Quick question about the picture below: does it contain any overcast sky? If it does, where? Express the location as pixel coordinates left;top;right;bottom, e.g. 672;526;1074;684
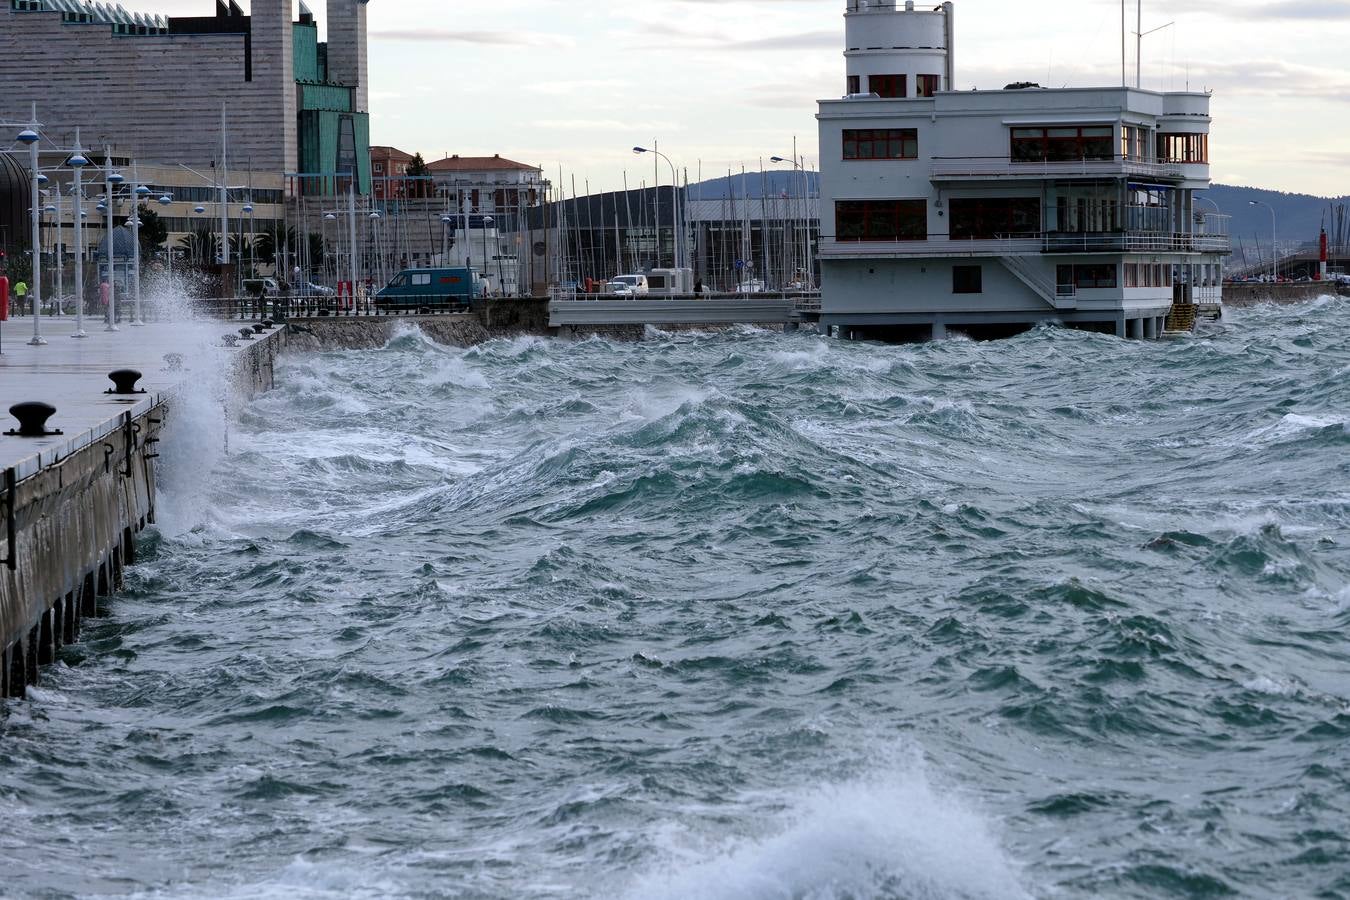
156;0;1349;195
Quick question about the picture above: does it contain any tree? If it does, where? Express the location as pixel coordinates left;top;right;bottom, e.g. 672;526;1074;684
136;205;168;257
177;228;218;267
255;225;298;266
407;153;430;199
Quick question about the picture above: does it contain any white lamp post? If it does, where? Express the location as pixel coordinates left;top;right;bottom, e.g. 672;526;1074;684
633;146;682;271
1249;200;1277;282
69;133;90;338
482;215;495;297
18;119;45;345
440;214;453;266
103;147;123;331
131;174;150;325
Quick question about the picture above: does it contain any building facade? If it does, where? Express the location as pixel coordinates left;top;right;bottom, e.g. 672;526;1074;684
817;0;1228;339
0;0;371;198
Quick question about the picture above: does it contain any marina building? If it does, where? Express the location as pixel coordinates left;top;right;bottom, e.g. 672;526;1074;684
0;0;372;197
817;0;1229;339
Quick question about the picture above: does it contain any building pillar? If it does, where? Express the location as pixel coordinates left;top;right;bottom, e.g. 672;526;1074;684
1144;316;1157;339
1129;318;1145;340
1115;315;1127;338
931;321;947;341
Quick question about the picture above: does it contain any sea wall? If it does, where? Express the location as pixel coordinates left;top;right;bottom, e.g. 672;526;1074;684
0;326;287;699
1224;283;1335;307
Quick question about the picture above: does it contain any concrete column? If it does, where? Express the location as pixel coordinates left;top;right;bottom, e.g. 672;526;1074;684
1144;316;1158;339
931;321;947;341
1129;318;1145;340
327;0;370;113
1115;315;1127;338
249;0;299;176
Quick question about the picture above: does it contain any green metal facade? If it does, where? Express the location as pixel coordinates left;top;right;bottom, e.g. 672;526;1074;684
293;19;370;195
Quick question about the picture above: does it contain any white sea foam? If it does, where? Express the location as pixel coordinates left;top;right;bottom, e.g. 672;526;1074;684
624;764;1031;900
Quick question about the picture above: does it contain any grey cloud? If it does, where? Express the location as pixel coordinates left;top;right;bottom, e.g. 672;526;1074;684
371;29;571;47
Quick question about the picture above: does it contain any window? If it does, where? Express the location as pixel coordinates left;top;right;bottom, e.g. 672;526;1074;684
869;74;906;99
843;128;918;160
916;74;940;97
847;75;860;95
1125;263;1138;287
1057;264;1117;289
412;273;431;286
835;200;927;241
953;265;982;294
1156;133;1208;163
1010;126;1115;163
390;274;408;287
949;198;1041;239
1120;125;1150;161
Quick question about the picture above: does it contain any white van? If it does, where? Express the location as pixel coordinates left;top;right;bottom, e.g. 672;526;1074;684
647;268;694;295
607;274;649;296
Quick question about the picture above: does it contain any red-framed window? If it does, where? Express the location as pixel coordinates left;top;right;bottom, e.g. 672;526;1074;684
949;197;1041;239
1056;263;1118;289
869;74;907;99
916;74;940;97
1011;126;1114;163
836;200;927;241
843;129;918;160
1157;133;1208;163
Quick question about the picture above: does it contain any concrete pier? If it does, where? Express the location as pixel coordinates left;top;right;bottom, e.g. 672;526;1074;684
0;316;285;698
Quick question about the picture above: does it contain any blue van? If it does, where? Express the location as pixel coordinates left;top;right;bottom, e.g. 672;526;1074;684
374;267;478;311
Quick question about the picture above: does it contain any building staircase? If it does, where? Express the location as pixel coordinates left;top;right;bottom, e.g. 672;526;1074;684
999;256;1076;310
1164;303;1198;334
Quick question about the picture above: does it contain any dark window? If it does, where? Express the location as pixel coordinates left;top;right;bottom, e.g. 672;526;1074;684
869;74;907;98
843;128;918;160
835;200;927;242
1010;126;1115;163
1057;263;1117;289
949;197;1041;239
847;75;860;94
953;265;982;294
916;74;941;97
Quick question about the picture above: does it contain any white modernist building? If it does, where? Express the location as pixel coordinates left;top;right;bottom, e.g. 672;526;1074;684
817;0;1229;339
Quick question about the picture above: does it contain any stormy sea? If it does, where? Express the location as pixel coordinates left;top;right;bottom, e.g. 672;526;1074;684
3;298;1349;899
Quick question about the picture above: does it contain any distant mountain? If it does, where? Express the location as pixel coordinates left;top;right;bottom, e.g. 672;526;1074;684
1203;185;1349;251
685;175;1350;253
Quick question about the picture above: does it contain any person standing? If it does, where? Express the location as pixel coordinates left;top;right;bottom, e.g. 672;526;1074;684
99;278;111;324
13;279;27;315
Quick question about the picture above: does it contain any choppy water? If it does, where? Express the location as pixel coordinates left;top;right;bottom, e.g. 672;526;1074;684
4;300;1350;899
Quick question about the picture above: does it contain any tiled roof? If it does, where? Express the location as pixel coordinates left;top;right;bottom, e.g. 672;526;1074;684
426;154;539;173
370;146;416;162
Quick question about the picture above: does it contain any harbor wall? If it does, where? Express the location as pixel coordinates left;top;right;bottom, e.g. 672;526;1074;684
0;328;285;699
1224;283;1336;307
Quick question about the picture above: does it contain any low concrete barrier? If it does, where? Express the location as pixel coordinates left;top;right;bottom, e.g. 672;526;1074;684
1224;283;1337;307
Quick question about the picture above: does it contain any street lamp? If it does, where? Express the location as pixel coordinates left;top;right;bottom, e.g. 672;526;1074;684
130;178;150;325
103;151;123;331
633;146;683;271
440;214;453;266
17;118;46;345
481;215;494;296
68;134;90;338
1249;199;1277;282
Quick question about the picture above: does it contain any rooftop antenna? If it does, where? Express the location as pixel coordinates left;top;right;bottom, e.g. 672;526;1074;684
1135;0;1174;89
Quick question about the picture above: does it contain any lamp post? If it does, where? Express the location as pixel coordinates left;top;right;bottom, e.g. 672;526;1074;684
633;146;682;271
1249;199;1277;282
131;172;150;325
481;215;494;297
43;196;61;317
18;116;45;345
103;146;123;331
440;214;453;266
69;133;90;338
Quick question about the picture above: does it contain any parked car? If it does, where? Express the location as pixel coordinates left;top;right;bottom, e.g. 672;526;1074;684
243;277;281;298
607;274;650;296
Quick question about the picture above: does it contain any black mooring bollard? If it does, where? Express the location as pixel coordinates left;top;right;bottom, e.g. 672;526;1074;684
251;323;266;334
105;369;146;395
238;327;255;341
6;402;63;437
222;334;239;348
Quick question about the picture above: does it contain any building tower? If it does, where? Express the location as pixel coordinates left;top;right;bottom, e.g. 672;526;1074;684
250;0;299;175
327;0;370;114
844;0;954;98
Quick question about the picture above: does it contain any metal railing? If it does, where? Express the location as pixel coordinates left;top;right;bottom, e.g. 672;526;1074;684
822;230;1230;256
930;155;1195;180
191;295;474;320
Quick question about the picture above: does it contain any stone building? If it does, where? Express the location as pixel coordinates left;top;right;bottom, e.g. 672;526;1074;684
0;0;372;197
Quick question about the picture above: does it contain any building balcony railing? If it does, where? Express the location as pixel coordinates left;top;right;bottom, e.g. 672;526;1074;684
820;230;1230;258
930;156;1198;181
